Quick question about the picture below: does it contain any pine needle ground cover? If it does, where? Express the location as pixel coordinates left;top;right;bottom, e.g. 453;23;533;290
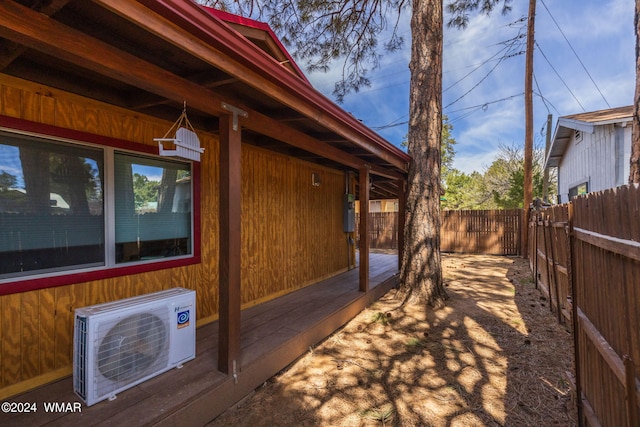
208;254;576;427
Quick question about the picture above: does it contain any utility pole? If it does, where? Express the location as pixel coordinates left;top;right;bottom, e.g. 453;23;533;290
542;113;552;203
522;0;536;258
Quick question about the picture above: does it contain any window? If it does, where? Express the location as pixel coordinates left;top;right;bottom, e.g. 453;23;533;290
0;129;194;283
568;182;588;200
114;153;191;263
0;134;104;278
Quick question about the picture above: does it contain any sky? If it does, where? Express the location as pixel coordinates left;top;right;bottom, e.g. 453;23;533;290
305;0;636;175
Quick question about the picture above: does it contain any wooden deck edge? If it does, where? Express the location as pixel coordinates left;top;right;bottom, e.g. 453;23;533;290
154;274;399;427
0;367;72;401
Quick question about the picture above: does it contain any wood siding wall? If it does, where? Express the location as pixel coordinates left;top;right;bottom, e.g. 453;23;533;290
241;146;348;305
0;76;349;395
558;125;632;203
529;186;640;426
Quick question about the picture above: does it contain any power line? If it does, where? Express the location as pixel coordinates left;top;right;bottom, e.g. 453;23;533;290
314;21;528;96
371;113;409;131
444;52;519;109
533;90;561;116
371;121;407;131
539;0;610;108
444;56;515;75
533;71;550;115
445;93;524;125
446;92;524;112
536;42;586;112
444;24;526;109
444;39;521;93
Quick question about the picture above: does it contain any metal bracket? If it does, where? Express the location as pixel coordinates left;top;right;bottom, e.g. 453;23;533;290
221;102;248;131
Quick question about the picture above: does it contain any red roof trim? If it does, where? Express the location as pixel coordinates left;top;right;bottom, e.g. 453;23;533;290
138;0;410;168
202;7;310;84
204;8;269;31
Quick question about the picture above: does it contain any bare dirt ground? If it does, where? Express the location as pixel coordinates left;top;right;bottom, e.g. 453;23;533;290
207;254;577;426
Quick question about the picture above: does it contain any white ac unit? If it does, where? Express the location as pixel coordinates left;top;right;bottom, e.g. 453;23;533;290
73;288;196;406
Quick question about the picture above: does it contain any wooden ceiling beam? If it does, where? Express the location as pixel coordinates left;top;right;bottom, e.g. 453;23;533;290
0;0;227;116
96;0;409;172
0;0;403;178
370;182;398;198
0;0;71;70
131;77;238;110
0;0;360;170
370;164;405;181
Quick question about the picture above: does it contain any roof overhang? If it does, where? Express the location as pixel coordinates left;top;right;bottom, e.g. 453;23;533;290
544;106;633;170
0;0;410;199
203;7;310;83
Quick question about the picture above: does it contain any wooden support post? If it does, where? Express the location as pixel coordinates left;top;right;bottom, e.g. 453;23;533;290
396;178;406;271
359;166;370;292
348;172;357;270
218;113;242;375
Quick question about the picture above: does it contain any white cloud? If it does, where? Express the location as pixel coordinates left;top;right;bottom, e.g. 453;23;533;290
453;150;500;175
305;0;635;176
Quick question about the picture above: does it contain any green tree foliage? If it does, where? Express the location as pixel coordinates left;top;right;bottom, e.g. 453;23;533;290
442;142;555;210
0;171;17;191
442;170;489;210
401;114;456;185
132;173;159;210
484;142;549;208
446;0;512;28
440;116;456;183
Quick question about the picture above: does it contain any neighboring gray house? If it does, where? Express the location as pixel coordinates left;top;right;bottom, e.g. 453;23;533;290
545;106;633;204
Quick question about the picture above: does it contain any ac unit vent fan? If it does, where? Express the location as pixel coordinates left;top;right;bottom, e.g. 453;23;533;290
74;288;196;406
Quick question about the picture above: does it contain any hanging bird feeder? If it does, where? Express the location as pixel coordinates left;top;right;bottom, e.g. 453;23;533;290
154;102;204;162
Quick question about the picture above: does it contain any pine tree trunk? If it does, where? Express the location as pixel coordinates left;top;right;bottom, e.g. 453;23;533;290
398;0;448;307
631;0;640;184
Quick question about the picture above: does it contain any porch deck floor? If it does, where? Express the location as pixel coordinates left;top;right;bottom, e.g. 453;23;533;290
4;252;398;427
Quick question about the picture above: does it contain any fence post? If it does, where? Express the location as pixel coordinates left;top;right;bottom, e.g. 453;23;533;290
566;202;584;426
624;355;639;427
533;211;538;288
543;215;554;312
549;219;562;324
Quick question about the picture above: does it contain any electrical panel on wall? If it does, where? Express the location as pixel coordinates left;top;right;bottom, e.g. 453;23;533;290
343;193;355;233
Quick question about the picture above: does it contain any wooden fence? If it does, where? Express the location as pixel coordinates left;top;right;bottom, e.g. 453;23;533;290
441;209;521;255
529;185;640;427
356;209;521;255
356;212;399;250
529;204;571;325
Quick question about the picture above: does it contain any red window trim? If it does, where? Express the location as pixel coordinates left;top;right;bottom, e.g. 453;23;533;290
0;115;202;296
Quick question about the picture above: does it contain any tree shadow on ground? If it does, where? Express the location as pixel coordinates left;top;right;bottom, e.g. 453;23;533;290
207;254;576;427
